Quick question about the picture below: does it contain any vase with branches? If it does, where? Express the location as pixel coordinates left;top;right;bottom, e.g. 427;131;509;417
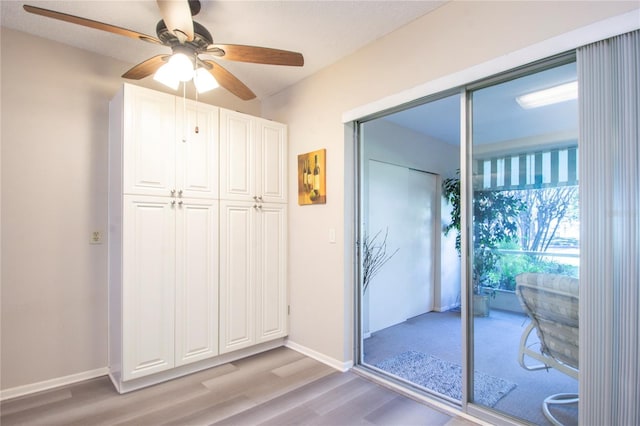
361;228;399;293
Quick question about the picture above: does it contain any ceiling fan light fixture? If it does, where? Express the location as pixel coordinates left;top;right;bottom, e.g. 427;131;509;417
153;62;180;90
193;67;219;93
168;52;194;82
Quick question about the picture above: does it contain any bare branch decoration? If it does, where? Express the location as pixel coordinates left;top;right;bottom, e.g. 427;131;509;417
362;228;399;293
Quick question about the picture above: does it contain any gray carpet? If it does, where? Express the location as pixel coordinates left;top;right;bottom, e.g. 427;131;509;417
375;351;516;407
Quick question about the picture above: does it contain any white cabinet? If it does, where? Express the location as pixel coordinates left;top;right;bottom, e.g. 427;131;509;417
219;109;287;203
118;196;219;381
109;84;219;388
219;201;287;354
109;84;287;392
122;84;218;199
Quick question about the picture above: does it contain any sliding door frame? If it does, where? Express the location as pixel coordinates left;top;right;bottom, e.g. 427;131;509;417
352;51;580;425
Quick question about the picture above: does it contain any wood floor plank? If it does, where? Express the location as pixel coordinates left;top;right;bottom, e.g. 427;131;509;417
0;388;72;416
159;395;257;426
306;384;399;425
213;372;356;426
364;394;452;426
271;357;321;377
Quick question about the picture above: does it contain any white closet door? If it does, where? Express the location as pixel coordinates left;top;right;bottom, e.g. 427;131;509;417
219;201;256;353
257;119;287;204
123;86;176;197
256;203;288;343
174;199;219;366
122;195;176;380
368;160;436;333
176;101;219;199
219;110;255;200
407;169;436;315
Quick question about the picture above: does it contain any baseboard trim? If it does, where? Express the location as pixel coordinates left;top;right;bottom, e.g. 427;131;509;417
435;303;460;313
285;340;353;372
0;367;109;401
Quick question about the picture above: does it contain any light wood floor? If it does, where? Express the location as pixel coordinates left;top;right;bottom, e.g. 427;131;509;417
1;347;476;426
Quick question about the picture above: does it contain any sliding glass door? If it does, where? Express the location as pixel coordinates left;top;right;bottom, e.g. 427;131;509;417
358;93;463;402
356;54;580;426
468;58;580;425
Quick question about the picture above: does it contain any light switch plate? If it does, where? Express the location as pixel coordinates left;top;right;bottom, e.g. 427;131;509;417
328;228;336;244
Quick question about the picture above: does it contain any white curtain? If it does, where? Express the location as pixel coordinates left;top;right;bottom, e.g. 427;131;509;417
578;30;639;426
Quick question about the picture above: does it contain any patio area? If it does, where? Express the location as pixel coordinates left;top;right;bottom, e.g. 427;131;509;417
363;309;578;426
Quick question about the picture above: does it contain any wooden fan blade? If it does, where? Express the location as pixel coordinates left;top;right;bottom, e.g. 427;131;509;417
23;5;162;45
122;55;169;80
156;0;194;42
203;60;256;100
207;44;304;66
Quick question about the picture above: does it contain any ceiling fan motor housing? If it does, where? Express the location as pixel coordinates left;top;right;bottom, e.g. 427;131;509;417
156;20;212;52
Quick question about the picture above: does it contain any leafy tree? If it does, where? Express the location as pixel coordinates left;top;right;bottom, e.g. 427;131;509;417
508;186;579;256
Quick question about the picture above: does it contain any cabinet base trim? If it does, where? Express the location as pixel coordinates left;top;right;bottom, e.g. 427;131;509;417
285;340;353;372
0;367;109;401
111;339;285;394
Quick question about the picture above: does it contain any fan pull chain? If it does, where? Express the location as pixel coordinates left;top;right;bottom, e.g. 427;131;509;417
194;90;200;134
182;83;187;143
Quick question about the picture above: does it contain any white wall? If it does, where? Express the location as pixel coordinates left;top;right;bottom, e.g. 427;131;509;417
0;28;260;391
261;1;640;366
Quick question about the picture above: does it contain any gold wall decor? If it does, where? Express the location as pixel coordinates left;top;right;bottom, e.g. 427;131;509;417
297;149;326;205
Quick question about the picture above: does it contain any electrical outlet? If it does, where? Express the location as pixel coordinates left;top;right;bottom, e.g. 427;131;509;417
90;231;103;244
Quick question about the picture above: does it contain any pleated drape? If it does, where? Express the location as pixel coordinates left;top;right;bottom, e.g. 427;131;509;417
577;29;639;426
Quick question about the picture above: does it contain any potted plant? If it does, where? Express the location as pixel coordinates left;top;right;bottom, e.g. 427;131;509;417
442;170;523;316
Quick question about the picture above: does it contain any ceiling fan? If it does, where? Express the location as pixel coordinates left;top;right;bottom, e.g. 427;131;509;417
23;0;304;100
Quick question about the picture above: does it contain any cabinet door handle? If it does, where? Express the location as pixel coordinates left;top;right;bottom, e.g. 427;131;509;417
171;200;176;207
178;190;183;198
170;189;176;197
253;195;258;201
178;201;183;207
258;196;263;202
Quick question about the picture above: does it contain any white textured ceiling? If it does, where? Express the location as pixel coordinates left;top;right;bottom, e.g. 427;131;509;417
1;0;446;99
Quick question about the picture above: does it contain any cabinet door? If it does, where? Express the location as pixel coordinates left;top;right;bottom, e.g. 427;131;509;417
122;195;175;380
255;204;288;343
219;201;256;353
219;109;255;201
256;119;287;204
123;86;176;197
175;198;219;366
176;100;219;199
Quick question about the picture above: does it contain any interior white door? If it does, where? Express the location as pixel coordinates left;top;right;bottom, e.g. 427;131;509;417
368;160;436;333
